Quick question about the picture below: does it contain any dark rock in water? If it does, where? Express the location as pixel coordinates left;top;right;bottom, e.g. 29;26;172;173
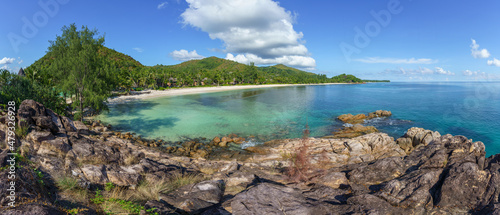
330;124;378;138
368;110;392;118
158;180;225;214
337;110;392;125
337;113;367;124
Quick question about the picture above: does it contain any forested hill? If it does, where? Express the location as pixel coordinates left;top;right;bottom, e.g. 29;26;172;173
26;46;365;91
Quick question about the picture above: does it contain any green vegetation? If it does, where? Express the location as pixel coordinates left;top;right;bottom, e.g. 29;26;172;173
45;24;114;113
0;23;381;117
105;182;116;191
0;69;66;114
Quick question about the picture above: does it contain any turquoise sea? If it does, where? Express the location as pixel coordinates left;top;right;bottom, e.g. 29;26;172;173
98;82;500;156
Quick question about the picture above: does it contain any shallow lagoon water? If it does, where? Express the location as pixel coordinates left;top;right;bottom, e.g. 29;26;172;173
98;82;500;156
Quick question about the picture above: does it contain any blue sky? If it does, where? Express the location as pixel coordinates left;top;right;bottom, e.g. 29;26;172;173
1;0;499;81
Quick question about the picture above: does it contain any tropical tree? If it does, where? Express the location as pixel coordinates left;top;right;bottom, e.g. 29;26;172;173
47;23;113;114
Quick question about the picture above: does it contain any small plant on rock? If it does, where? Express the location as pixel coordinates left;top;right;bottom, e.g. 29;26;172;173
286;123;315;183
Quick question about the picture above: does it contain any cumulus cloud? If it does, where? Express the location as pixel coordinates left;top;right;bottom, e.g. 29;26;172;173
181;0;316;70
435;67;454;75
462;70;485;76
487;58;500;67
385;67;455;76
0;57;15;65
133;48;144;53
169;49;205;61
158;2;168;9
226;53;316;70
354;57;437;64
470;39;490;59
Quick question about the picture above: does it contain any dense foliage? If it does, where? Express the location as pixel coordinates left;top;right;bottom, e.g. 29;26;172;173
0;69;65;114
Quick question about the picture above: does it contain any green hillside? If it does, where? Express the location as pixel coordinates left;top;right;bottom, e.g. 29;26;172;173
27;47;364;91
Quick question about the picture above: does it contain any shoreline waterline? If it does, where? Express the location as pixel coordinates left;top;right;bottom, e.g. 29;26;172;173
106;83;356;105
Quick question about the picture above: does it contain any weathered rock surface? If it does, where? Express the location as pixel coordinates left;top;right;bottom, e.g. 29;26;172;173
5;100;500;215
247;132;405;168
231;183;326;215
396;127;441;154
337;110;392;124
330;124;378;138
158;180;225;214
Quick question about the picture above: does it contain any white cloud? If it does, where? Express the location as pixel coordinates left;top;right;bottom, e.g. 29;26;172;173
133;48;143;53
354;57;437;64
470;39;490;59
0;65;8;70
487;58;500;67
169;49;205;61
435;67;454;75
158;2;168;9
181;0;316;70
462;70;485;76
385;67;455;76
226;53;316;70
0;57;15;65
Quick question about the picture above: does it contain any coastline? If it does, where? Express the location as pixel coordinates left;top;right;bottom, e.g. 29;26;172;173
107;83;353;105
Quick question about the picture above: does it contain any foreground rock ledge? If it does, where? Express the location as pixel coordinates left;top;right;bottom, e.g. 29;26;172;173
1;100;500;214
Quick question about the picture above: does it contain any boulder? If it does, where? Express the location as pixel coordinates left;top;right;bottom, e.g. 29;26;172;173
213;137;221;144
346;194;403;214
337;113;366;124
436;162;490;209
106;166;143;187
396;127;441;154
368;110;392;118
348;157;405;185
231;183;326;215
226;172;255;187
313;171;349;189
377;169;443;209
331;124;378;138
73;121;89;135
37;137;71;158
159;180;225;214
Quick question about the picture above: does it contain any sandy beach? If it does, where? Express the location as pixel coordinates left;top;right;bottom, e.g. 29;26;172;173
107;83;350;105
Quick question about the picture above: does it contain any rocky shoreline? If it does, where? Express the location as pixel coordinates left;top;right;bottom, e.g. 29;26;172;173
1;100;500;214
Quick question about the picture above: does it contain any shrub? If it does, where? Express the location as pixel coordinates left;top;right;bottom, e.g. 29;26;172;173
0;69;66;115
105;182;115;191
133;172;205;202
55;175;89;203
73;111;83;121
286;124;315;183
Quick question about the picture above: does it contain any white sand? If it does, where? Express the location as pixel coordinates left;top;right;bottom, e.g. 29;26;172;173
107;83;351;105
